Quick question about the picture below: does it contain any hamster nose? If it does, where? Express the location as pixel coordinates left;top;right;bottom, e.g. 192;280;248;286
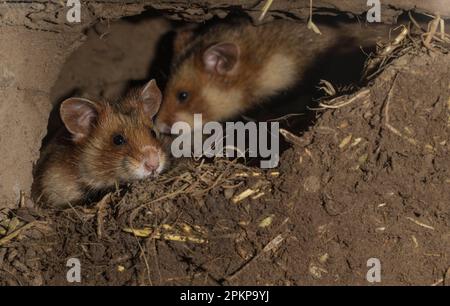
144;156;159;172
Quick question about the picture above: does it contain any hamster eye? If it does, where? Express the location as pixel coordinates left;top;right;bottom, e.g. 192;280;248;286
112;134;126;146
177;91;189;103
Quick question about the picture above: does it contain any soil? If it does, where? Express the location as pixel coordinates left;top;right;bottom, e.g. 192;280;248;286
1;14;449;286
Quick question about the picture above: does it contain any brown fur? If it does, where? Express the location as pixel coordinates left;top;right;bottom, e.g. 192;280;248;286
156;20;322;130
33;87;169;208
156;19;389;131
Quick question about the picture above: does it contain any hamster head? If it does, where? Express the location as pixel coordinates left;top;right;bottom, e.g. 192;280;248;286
60;80;168;189
156;41;245;134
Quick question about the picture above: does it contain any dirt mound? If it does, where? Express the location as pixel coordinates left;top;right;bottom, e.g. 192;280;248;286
1;47;449;285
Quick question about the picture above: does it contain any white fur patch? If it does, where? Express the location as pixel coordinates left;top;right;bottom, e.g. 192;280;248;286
257;53;297;97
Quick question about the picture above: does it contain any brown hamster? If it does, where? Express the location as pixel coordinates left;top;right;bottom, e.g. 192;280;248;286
33;79;169;208
155;19;387;133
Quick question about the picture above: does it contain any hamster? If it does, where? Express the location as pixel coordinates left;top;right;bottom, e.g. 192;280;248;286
155;19;327;133
155;19;388;133
33;79;169;208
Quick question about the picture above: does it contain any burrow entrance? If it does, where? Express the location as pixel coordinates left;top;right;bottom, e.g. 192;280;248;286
44;10;388;168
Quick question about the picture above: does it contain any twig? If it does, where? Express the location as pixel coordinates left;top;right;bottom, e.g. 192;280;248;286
307;0;322;35
135;236;153;286
382;74;423;148
259;0;274;21
0;221;45;246
406;217;435;230
319;89;370;109
224;234;284;283
279;128;304;146
408;11;425;32
422;14;440;50
96;193;111;239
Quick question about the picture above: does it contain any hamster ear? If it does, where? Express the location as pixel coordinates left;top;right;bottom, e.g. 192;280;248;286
60;98;98;140
141;79;162;119
203;42;239;75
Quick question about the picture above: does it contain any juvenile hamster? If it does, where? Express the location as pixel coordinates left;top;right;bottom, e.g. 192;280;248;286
33;80;169;208
155;19;387;133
